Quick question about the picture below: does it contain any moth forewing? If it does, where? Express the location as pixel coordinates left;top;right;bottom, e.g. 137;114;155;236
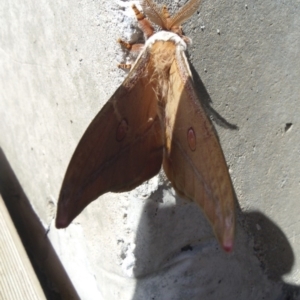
56;47;165;229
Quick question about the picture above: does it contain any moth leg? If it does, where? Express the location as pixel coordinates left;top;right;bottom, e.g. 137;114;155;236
117;39;144;70
132;4;154;38
118;63;132;70
117;38;132;50
118;38;144;54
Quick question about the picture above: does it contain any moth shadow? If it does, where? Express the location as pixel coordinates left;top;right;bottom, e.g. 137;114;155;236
0;147;80;300
131;189;300;299
189;62;238;131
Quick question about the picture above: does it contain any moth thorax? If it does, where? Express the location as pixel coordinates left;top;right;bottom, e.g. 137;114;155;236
151;42;176;103
151;42;175;77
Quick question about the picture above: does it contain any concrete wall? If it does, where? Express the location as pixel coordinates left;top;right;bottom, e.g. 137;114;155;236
1;0;300;299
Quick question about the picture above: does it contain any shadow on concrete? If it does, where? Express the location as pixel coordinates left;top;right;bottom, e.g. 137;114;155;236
130;189;300;300
244;210;300;299
0;148;80;300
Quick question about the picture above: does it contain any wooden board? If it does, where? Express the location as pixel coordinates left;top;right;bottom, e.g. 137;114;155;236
0;194;46;300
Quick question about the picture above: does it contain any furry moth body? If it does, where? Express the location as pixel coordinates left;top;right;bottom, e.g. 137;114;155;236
56;0;235;252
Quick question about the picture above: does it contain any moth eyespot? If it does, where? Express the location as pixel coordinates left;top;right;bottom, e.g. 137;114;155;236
116;119;129;142
187;127;196;151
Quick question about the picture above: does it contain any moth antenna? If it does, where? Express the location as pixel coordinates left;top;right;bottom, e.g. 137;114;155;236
162;4;182;35
169;0;202;29
132;4;155;38
140;0;167;29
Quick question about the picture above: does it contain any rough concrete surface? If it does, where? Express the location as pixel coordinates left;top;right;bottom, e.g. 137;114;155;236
0;0;300;299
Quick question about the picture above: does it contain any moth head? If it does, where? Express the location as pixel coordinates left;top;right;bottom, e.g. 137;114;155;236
140;0;201;37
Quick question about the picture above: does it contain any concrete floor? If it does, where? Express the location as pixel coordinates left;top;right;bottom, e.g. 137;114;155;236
1;0;300;299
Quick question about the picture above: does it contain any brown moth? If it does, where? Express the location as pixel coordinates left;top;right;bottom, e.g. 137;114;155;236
56;0;235;252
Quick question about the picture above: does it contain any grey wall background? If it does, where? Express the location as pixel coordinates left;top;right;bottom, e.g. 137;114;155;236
1;0;300;299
